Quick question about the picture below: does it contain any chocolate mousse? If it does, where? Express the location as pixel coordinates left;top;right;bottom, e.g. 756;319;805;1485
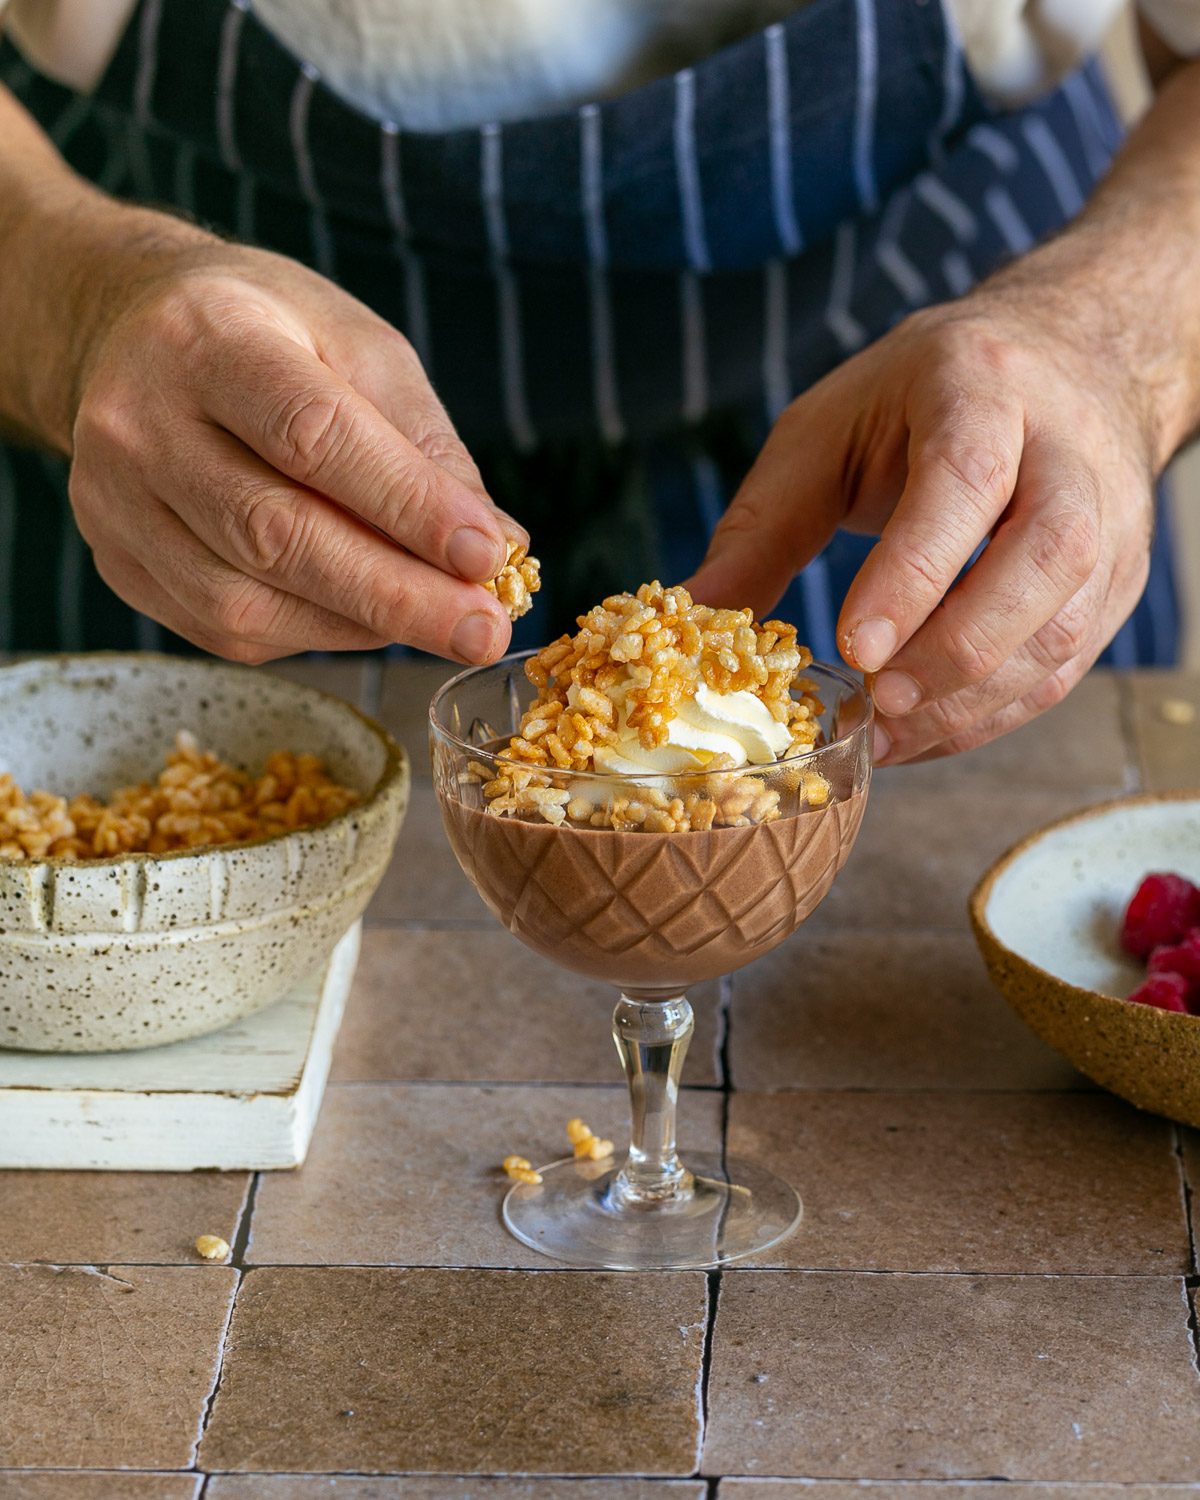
441;783;866;993
434;579;871;993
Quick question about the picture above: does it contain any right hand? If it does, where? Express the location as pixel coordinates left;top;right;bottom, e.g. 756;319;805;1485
68;234;521;663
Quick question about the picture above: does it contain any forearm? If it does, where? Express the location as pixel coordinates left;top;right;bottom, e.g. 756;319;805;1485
0;85;208;452
978;59;1200;474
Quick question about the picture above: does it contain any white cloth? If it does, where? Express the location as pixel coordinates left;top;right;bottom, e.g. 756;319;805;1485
2;0;1197;129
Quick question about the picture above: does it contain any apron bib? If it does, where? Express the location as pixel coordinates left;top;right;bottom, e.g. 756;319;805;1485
0;0;1180;664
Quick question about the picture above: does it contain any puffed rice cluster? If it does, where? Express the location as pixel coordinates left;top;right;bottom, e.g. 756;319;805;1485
472;581;830;830
0;733;358;860
484;542;541;621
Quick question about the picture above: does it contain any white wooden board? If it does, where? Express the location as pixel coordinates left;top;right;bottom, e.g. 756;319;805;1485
0;922;360;1170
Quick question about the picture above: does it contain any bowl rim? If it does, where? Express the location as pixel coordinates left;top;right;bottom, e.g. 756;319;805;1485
0;651;409;872
968;787;1200;1019
428;650;873;780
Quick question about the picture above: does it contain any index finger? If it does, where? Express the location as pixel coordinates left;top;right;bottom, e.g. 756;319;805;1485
200;329;513;585
838;383;1023;673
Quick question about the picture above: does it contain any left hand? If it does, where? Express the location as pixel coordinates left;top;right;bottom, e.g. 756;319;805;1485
686;288;1159;764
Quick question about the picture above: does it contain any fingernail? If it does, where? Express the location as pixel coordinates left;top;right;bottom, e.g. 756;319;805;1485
494;509;529;545
447;527;505;581
450;611;499;664
872;723;892;763
850;617;898;673
873;670;923;717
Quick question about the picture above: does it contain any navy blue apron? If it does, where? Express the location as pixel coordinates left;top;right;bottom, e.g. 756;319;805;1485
0;0;1181;664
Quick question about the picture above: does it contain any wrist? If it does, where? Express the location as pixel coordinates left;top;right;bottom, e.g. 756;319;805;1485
979;226;1200;474
7;181;211;452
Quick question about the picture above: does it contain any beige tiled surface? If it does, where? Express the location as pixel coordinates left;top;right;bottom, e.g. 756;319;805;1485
729;1091;1188;1272
0;1170;249;1264
806;784;1093;932
1127;669;1200;791
729;930;1082;1091
200;1267;707;1474
718;1485;1200;1498
704;1272;1200;1480
378;657;461;775
332;927;721;1084
208;1481;707;1498
15;665;1200;1490
0;1265;235;1469
890;672;1132;792
248;1083;723;1266
0;1480;202;1499
368;789;485;924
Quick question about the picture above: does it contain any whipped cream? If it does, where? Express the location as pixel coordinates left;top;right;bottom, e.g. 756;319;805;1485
574;680;791;777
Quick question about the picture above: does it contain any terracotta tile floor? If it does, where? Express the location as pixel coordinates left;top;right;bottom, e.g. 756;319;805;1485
7;663;1200;1491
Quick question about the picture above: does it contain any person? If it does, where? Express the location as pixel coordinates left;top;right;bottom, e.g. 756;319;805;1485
0;0;1196;767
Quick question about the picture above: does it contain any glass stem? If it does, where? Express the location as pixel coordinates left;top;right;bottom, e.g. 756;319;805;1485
610;993;693;1204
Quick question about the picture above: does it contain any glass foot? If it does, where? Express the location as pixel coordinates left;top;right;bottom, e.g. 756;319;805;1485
501;1152;803;1269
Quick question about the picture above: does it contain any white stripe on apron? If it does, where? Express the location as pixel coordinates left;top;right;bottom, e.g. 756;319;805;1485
680;270;708;424
290;64;335;279
481;123;537;452
764;25;803;257
984;186;1035;253
875;190;930;306
827;222;866;353
579;105;625;447
216;0;248;175
133;0;164;129
762;258;790;422
929;0;965;161
1021;116;1085;220
852;0;879;214
380;123;433;374
673;69;711;274
913;173;978;243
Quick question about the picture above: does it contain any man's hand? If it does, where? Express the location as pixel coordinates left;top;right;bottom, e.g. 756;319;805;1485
0;84;519;664
689;290;1156;763
690;55;1200;764
69;243;521;664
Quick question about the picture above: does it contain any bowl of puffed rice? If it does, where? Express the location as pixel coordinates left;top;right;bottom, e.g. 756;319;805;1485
0;654;408;1052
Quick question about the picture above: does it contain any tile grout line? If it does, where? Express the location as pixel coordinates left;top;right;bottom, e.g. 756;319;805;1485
1171;1124;1200;1380
695;971;733;1487
1114;669;1146;792
191;1170;260;1476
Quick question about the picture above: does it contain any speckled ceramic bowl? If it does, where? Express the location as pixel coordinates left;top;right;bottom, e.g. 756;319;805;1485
970;792;1200;1125
0;655;408;1052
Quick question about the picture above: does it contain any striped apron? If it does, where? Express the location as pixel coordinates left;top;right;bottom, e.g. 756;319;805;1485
0;0;1181;665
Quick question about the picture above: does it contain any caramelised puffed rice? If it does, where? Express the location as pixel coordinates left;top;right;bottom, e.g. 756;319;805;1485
485;542;541;621
566;1118;614;1161
472;581;831;830
0;734;358;860
502;1154;543;1185
194;1233;231;1261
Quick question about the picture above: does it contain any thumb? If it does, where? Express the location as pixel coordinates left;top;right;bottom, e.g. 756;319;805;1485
685;413;842;616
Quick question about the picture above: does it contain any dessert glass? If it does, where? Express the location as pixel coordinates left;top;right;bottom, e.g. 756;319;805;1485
430;654;872;1269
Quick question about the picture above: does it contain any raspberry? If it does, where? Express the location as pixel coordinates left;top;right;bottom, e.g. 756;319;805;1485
1127;972;1191;1013
1148;927;1200;984
1120;873;1200;959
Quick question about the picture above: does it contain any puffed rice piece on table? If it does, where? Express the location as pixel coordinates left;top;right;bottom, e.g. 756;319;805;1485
502;1154;543;1185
